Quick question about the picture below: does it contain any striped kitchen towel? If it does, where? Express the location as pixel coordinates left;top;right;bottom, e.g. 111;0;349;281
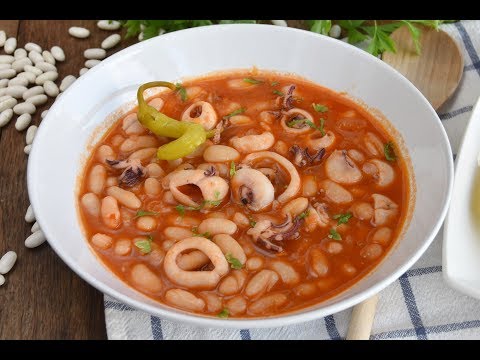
104;20;480;340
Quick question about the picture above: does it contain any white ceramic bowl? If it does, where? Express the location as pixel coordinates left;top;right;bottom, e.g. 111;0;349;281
28;24;453;328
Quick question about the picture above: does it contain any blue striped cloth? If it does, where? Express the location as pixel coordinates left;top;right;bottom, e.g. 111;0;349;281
104;20;480;340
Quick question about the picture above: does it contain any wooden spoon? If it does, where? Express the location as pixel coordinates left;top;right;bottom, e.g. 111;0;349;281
346;25;463;340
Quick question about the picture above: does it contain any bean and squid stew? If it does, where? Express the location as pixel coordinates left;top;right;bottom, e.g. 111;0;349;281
78;71;410;318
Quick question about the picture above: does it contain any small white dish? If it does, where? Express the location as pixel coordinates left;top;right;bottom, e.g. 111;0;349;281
28;24;453;328
443;97;480;299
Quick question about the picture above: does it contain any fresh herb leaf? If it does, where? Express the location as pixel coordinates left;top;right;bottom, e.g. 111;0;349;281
134;210;160;218
312;103;328;113
384;141;397;162
217;308;229;318
192;226;211;239
224;107;246;119
305;119;326;136
243;78;263;85
328;228;342;241
175;83;187;102
333;212;352;225
273;89;284;96
248;216;257;228
270;81;279;86
230;161;236;177
297;209;310;220
135;236;153;254
206;199;222;207
175;205;185;216
175;199;221;216
218;20;256;24
214;190;220;199
308;20;332;35
225;253;243;270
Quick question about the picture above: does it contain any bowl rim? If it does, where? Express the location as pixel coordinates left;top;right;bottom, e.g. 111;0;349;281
28;23;454;329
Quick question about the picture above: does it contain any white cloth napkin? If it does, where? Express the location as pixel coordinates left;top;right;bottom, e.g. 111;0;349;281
104;20;480;340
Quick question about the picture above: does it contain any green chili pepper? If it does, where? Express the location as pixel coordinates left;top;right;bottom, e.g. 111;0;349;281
136;81;214;160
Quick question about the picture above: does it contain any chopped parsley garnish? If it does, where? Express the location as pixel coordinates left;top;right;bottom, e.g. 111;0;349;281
134;210;160;218
243;77;263;85
270;81;279;86
312;103;329;113
175;199;222;216
248;216;257;228
287;118;325;136
225;253;243;270
175;204;186;216
192;226;212;239
384;141;397;162
175;83;187;102
297;209;310;220
230;161;236;176
333;212;352;225
217;308;229;318
328;228;342;241
224;107;246;119
134;235;153;254
273;89;284;96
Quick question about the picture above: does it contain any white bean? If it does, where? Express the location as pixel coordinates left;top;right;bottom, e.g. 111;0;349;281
79;67;88;76
35;71;58;85
50;46;65;62
0;69;16;79
4;37;17;54
0;79;8;87
101;34;121;49
24;64;42;76
25;230;46;248
0;89;5;96
271;20;288;26
8;76;28;87
14;48;27;59
329;24;342;38
31;221;40;233
17;71;36;84
0;55;15;64
35;61;56;72
85;59;101;68
43;81;58;97
6;85;27;98
42;50;55;65
28;51;44;65
97;20;121;30
24;144;32;155
0;97;17;112
22;86;43;100
59;75;76;92
0;274;4;286
14;102;36;115
41;110;48;118
68;26;90;38
0;251;17;274
84;48;106;60
0;31;5;47
11;57;32;72
0;109;13;127
0;95;10;102
26;125;38;144
15;113;32;131
26;94;47;106
25;42;42;53
106;186;141;209
25;204;35;222
91;233;112;249
0;64;11;71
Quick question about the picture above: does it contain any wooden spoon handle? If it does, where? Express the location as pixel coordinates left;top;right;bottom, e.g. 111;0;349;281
346;294;379;340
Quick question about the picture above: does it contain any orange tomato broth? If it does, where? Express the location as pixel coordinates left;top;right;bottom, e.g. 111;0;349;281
78;71;411;318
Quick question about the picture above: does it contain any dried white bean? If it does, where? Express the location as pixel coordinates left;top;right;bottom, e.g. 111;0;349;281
0;88;5;97
35;62;56;72
0;55;15;64
15;113;32;131
14;101;36;115
0;31;5;47
138;32;144;41
28;51;44;65
0;69;16;79
8;76;29;87
25;42;42;53
328;24;342;38
79;67;89;76
43;80;58;97
4;37;17;54
24;64;42;76
25;230;46;248
69;26;90;38
0;274;4;286
23;86;44;100
6;85;27;98
41;110;48;118
271;20;288;26
24;144;32;155
101;34;121;49
35;71;58;85
84;48;106;60
50;46;65;62
0;251;17;274
0;97;17;112
42;50;55;65
0;79;8;87
11;57;32;72
0;109;13;127
25;204;35;222
31;221;40;233
26;94;48;106
97;20;121;30
14;48;27;59
85;59;101;68
0;64;10;71
26;125;38;144
0;95;9;102
59;75;76;91
17;71;36;84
